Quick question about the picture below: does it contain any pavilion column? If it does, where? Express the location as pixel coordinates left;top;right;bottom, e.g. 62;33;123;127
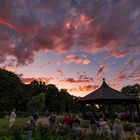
81;103;86;118
91;103;94;116
128;104;133;122
136;103;140;123
107;104;113;120
124;103;128;111
102;103;106;119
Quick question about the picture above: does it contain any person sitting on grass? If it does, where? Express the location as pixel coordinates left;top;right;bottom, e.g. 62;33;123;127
112;118;125;139
9;108;16;128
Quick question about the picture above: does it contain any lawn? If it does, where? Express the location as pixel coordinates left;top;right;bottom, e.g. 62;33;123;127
0;117;29;127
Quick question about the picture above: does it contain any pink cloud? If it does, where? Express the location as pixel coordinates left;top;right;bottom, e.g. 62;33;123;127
61;74;94;84
56;69;64;76
55;61;62;65
115;58;140;82
0;0;140;66
64;54;90;65
68;85;98;92
21;77;54;84
64;55;81;64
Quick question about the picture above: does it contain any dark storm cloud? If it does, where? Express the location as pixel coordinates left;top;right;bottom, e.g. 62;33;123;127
0;0;140;65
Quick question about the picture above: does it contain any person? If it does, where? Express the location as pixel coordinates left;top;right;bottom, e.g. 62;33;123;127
9;108;16;128
72;116;80;130
48;115;58;129
89;117;98;134
45;109;49;117
64;115;73;128
112;118;125;139
98;118;111;136
31;108;39;125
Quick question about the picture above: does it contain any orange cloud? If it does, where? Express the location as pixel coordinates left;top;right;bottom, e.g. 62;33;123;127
64;54;90;65
21;77;54;84
68;85;98;92
64;55;81;64
55;61;62;65
1;66;15;72
61;74;94;84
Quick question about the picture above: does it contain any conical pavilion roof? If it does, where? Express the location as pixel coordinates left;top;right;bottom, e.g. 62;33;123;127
81;79;134;102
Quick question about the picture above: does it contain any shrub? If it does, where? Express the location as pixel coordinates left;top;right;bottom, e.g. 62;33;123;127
81;120;89;128
0;136;11;140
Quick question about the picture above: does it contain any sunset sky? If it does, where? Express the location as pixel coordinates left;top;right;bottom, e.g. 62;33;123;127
0;0;140;97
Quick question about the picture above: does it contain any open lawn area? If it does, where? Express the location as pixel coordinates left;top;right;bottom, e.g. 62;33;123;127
0;117;29;127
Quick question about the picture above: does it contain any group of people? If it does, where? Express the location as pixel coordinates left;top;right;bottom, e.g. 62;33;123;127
89;117;125;139
48;114;125;139
8;107;39;128
64;115;80;129
8;108;126;139
48;114;81;130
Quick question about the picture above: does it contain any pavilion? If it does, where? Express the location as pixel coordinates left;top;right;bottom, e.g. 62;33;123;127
80;78;140;122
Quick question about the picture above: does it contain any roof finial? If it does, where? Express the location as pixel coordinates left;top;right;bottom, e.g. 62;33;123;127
103;78;105;82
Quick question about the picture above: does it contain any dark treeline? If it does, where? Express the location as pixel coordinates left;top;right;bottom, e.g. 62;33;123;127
0;68;80;113
0;68;139;113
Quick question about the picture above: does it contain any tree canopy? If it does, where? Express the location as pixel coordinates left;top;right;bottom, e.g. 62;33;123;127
0;68;139;113
121;83;140;99
0;68;80;113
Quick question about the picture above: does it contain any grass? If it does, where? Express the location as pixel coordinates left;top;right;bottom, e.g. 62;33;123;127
0;117;29;127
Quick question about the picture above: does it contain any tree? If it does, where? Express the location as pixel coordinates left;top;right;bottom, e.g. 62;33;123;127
45;84;60;112
0;68;81;113
121;83;140;98
27;92;46;113
0;68;24;110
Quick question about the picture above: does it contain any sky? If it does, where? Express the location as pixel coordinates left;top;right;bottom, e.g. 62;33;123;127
0;0;140;97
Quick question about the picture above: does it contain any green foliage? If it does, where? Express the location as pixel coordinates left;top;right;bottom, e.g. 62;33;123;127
0;136;11;140
81;120;90;128
0;123;130;140
0;117;29;127
33;134;42;140
27;92;45;113
127;135;140;140
43;132;56;140
0;69;24;111
123;121;134;131
121;83;140;98
0;68;80;113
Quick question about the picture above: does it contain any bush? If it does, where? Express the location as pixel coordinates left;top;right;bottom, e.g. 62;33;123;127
0;112;9;118
0;136;11;140
127;135;140;140
0;124;129;140
123;122;134;131
81;120;89;128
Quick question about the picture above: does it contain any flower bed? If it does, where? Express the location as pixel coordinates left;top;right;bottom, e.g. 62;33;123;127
0;123;136;140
